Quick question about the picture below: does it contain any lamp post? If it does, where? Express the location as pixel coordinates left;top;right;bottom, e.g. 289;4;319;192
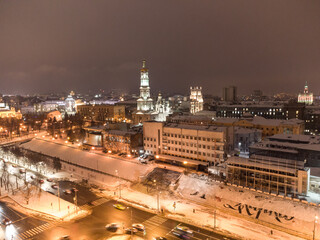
314;215;318;240
127;207;133;240
115;170;121;198
58;182;61;211
153;179;160;213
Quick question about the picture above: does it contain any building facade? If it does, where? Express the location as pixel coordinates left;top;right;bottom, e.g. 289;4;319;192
298;82;313;105
190;86;203;114
143;121;233;169
132;60;171;124
222;86;237;102
227;155;309;195
77;104;125;122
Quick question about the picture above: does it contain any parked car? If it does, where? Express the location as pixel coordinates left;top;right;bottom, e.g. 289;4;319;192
19;168;26;174
51;184;58;189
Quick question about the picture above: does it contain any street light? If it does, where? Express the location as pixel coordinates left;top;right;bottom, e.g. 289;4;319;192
115;170;121;198
153;179;160;213
314;215;318;240
127;207;133;240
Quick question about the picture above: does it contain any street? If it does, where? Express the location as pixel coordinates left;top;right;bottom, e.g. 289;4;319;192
33;199;235;240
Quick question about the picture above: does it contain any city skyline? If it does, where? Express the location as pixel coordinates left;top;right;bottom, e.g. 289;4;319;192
0;0;320;95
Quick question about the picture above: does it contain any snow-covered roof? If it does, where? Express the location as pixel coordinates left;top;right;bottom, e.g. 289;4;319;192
20;139;153;181
269;134;320;144
107;130;137;136
251;116;304;126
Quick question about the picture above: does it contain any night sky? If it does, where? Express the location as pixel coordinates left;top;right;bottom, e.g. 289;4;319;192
0;0;319;96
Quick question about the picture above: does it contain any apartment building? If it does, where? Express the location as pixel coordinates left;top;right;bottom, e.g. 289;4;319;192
77;104;125;122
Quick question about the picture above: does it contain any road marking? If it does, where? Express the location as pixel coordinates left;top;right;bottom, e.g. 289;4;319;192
80;198;110;210
142;215;167;229
16;220;60;239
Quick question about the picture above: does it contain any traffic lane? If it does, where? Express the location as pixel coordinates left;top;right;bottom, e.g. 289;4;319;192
0;202;47;239
36;199;235;240
41;180;98;206
0;202;26;223
35;201;136;240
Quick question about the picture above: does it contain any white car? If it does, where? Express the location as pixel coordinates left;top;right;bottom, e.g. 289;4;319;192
132;223;145;231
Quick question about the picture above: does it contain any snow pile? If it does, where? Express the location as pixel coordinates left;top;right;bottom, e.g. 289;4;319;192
20;139;154;182
177;174;319;236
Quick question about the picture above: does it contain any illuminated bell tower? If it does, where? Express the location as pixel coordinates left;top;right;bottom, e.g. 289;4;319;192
137;60;153;111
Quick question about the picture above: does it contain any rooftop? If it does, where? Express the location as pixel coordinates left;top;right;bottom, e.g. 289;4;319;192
164;123;226;132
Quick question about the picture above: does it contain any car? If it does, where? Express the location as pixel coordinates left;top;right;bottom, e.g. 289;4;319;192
172;229;191;240
132;223;145;232
12;164;17;168
19;168;26;174
64;189;72;194
51;184;58;189
105;223;120;231
176;225;193;235
113;203;126;210
1;218;12;226
59;236;71;240
47;178;53;182
153;237;167;240
125;228;138;235
30;175;35;179
71;187;78;192
39;179;44;184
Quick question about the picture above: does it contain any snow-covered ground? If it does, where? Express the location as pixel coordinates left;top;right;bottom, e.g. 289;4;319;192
15;138;319;239
176;174;318;238
21;139;154;182
103;186;304;240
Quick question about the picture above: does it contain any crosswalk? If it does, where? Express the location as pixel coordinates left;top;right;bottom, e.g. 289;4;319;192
142;215;168;230
80;197;110;210
15;221;59;240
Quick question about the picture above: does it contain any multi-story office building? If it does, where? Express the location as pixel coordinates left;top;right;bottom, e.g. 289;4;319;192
143;121;233;169
77;104;126;122
226;155;309;195
215;101;305;120
249;134;320;168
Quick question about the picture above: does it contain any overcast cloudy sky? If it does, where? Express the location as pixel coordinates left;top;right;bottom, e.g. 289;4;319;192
0;0;319;96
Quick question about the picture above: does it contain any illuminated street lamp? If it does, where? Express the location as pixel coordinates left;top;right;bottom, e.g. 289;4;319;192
314;215;318;240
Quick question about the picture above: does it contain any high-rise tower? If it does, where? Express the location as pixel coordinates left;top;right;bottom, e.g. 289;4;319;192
137;60;154;111
190;86;203;114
